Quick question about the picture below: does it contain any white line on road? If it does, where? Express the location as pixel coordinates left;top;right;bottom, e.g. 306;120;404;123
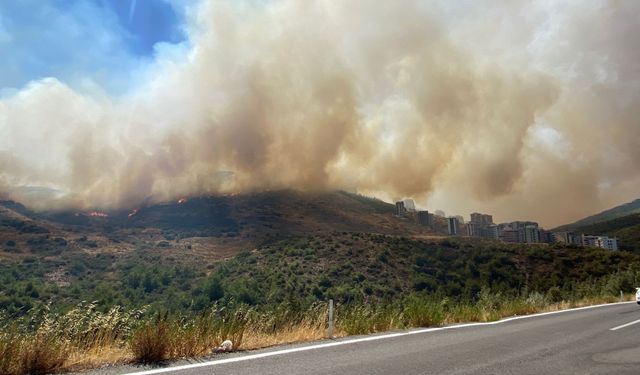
610;318;640;331
124;301;635;375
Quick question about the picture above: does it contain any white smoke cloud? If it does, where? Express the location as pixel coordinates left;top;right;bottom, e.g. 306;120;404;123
0;0;639;227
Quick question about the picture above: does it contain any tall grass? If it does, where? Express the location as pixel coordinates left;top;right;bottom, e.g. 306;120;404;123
130;304;252;361
0;287;634;374
0;313;70;375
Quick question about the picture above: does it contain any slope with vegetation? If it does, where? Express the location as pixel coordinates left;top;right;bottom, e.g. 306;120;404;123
557;198;640;230
1;233;640;374
1;191;639;373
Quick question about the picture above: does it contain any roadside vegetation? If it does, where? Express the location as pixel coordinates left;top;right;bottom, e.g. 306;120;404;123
2;233;640;373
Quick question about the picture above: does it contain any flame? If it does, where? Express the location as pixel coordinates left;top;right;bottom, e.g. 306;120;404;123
177;198;188;204
128;208;139;218
87;211;108;218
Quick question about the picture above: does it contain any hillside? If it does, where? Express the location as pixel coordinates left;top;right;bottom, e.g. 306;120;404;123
1;230;637;316
2;191;640;373
568;213;640;253
22;190;424;236
203;234;638;308
0;190;437;314
557;198;640;230
0;191;432;265
0;190;636;313
1;190;638;315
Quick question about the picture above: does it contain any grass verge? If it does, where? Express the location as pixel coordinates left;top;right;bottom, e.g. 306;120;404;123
0;292;633;374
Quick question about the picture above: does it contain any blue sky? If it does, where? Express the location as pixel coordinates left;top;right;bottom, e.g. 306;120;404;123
0;0;188;95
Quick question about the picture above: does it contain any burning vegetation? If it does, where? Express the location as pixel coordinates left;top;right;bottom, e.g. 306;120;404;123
86;211;108;218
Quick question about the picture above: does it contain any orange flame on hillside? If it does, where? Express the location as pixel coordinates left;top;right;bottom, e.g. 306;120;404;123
177;198;188;204
128;208;139;218
87;211;108;218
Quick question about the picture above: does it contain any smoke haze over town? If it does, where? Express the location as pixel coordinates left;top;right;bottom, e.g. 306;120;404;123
0;0;639;227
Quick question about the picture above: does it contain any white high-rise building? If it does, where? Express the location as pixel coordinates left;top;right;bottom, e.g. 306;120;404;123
582;235;618;251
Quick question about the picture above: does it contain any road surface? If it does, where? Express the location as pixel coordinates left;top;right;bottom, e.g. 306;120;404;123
84;301;640;375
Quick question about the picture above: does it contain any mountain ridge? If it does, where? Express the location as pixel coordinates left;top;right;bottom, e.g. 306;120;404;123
554;198;640;231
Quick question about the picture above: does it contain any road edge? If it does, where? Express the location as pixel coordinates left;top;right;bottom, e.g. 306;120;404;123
121;300;636;375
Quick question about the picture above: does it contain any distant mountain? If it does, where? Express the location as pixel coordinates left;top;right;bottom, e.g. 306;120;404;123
35;190;421;237
555;198;640;231
0;200;36;219
2;189;638;322
0;190;434;264
0;200;51;235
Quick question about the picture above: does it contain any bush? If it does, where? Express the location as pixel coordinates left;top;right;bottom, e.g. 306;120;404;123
18;334;68;375
546;286;563;303
402;296;445;327
0;331;21;375
130;318;170;363
4;240;20;253
0;328;68;375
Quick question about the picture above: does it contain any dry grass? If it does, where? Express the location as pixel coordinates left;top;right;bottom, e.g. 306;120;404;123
242;315;328;348
0;328;68;375
130;319;171;363
64;345;133;372
0;294;633;374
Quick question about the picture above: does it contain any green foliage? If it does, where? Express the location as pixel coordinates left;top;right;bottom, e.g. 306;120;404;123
1;232;639;320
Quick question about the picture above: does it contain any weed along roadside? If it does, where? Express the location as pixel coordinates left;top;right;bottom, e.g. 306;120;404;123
0;293;635;375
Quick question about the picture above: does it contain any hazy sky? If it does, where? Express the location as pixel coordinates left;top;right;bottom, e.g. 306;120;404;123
0;0;638;227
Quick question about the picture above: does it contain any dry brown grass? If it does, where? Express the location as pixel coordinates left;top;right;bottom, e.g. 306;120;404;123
19;335;68;375
130;320;171;363
64;345;133;372
242;318;327;348
0;295;633;374
0;330;68;375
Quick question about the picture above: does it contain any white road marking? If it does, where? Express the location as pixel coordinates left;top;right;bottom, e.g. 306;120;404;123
124;301;635;375
610;317;640;331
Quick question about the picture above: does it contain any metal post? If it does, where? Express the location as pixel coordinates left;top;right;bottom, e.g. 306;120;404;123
328;299;334;339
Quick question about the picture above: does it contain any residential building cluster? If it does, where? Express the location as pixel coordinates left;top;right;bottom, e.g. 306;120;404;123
395;201;618;251
554;232;618;251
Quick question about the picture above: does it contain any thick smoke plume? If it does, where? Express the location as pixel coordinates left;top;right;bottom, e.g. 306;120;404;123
0;0;639;226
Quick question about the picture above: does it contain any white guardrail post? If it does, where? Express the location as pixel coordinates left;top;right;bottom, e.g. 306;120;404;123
328;299;334;339
620;290;624;302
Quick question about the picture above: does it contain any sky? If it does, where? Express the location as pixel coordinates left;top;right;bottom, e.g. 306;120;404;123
0;0;186;94
0;0;639;228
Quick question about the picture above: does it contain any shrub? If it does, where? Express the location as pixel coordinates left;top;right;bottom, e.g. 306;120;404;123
0;331;21;375
402;296;445;327
130;318;170;363
546;286;563;303
0;324;68;375
18;333;68;375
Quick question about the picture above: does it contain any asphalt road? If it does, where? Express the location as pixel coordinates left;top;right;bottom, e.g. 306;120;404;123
87;301;640;375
